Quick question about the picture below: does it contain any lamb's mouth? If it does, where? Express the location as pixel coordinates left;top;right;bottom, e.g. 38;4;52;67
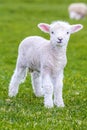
57;41;62;43
56;41;65;47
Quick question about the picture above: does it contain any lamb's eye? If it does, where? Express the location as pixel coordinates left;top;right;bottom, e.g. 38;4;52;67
67;32;69;34
51;31;54;34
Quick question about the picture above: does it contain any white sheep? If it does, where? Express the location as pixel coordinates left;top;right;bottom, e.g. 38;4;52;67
68;3;87;20
8;21;83;108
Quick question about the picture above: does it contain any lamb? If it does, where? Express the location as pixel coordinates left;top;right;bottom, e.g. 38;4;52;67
68;3;87;20
8;21;83;108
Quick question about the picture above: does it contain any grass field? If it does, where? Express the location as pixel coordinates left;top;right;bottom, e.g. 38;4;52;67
0;0;87;130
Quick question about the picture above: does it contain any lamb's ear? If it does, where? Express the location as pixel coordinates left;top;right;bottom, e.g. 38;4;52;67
70;24;83;34
38;23;50;33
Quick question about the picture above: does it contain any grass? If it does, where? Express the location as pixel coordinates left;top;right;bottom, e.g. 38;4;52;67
0;0;87;129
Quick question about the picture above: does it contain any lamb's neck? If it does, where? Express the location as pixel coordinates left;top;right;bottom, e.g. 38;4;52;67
50;44;67;57
49;44;67;70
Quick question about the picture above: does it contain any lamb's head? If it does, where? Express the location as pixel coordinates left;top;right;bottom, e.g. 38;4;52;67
38;21;83;47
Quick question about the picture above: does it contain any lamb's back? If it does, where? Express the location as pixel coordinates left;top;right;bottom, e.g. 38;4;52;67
19;36;49;53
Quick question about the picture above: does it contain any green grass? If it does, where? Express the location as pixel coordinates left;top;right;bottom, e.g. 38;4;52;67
0;0;87;130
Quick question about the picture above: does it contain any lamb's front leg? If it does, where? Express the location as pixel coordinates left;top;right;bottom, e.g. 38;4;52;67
54;71;65;107
42;74;53;108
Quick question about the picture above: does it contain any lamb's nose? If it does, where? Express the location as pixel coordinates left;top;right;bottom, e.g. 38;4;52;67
58;38;63;41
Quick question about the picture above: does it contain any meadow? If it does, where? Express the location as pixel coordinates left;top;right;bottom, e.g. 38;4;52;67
0;0;87;129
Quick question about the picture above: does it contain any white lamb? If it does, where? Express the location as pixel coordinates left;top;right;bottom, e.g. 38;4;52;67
68;3;87;20
8;21;83;108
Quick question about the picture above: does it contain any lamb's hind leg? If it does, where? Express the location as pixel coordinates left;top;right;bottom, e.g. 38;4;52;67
31;71;44;97
8;66;27;97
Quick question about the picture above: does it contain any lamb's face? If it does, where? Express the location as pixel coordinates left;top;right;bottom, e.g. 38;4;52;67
38;21;83;47
50;22;71;47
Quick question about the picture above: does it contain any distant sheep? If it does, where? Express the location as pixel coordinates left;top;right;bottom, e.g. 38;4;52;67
8;21;83;108
68;3;87;20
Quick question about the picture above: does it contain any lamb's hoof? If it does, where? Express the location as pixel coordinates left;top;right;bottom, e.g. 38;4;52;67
35;93;44;97
34;90;44;97
57;103;65;107
8;87;18;97
44;102;53;108
54;101;65;107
